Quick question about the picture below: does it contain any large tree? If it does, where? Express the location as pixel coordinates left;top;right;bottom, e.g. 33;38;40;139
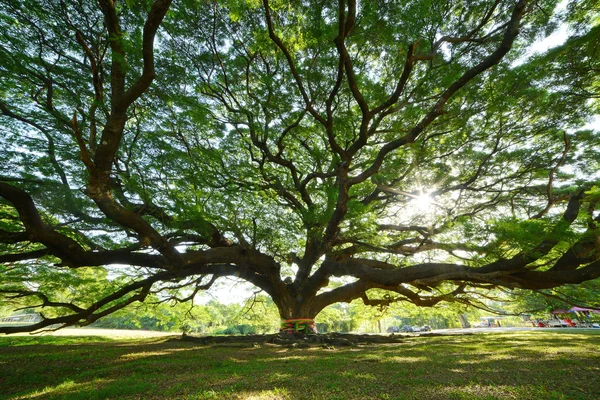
1;0;599;334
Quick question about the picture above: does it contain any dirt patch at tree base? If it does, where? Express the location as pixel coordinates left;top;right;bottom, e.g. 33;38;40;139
178;331;468;348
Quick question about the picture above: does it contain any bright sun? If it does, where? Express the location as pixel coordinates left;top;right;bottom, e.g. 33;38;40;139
412;192;434;213
379;186;440;223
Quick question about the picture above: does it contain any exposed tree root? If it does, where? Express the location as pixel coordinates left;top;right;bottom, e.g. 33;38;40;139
178;331;464;348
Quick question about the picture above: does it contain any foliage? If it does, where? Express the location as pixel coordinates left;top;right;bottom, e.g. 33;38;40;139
506;279;600;318
88;296;281;334
1;0;600;333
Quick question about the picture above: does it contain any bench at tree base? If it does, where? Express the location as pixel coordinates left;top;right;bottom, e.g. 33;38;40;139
280;318;318;334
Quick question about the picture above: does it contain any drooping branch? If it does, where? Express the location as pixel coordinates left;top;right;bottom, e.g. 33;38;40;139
0;258;280;334
151;275;220;304
532;288;600;311
1;290;85;313
0;273;157;334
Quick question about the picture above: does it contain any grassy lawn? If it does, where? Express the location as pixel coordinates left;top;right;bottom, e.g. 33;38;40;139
1;331;599;400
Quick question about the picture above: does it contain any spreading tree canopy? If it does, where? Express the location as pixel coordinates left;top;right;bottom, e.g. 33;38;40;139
1;0;599;333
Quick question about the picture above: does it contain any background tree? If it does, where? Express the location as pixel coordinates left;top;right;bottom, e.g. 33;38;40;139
1;0;599;334
89;295;280;333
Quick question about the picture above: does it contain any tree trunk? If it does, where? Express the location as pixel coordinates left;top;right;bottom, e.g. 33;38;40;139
458;313;471;328
273;286;318;333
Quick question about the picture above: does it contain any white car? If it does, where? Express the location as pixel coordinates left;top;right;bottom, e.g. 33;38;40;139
547;319;569;328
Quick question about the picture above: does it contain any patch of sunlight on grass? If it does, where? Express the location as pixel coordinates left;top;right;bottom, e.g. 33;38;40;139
341;371;377;380
189;388;291;400
120;350;172;360
191;389;221;399
487;353;518;361
269;372;293;380
14;378;110;399
242;387;291;399
120;346;196;360
359;354;383;362
450;368;466;373
456;359;485;365
263;354;313;362
387;355;428;363
112;337;172;347
438;383;530;399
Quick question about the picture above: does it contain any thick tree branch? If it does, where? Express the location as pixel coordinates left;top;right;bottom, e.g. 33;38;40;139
0;249;50;263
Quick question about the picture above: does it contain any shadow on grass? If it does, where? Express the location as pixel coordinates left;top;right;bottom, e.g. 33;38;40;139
1;332;599;400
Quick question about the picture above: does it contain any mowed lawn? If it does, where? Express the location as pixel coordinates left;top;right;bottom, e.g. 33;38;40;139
1;331;599;400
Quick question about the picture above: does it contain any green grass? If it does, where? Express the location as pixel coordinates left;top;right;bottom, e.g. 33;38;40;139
1;331;599;399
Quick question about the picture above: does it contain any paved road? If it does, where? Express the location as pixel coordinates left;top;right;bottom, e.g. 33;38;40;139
432;326;600;334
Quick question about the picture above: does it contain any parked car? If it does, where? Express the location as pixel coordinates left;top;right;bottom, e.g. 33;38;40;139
386;326;400;333
401;325;414;332
412;325;432;332
547;319;570;328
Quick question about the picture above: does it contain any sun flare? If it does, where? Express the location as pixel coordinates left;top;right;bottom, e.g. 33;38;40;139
412;192;434;213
